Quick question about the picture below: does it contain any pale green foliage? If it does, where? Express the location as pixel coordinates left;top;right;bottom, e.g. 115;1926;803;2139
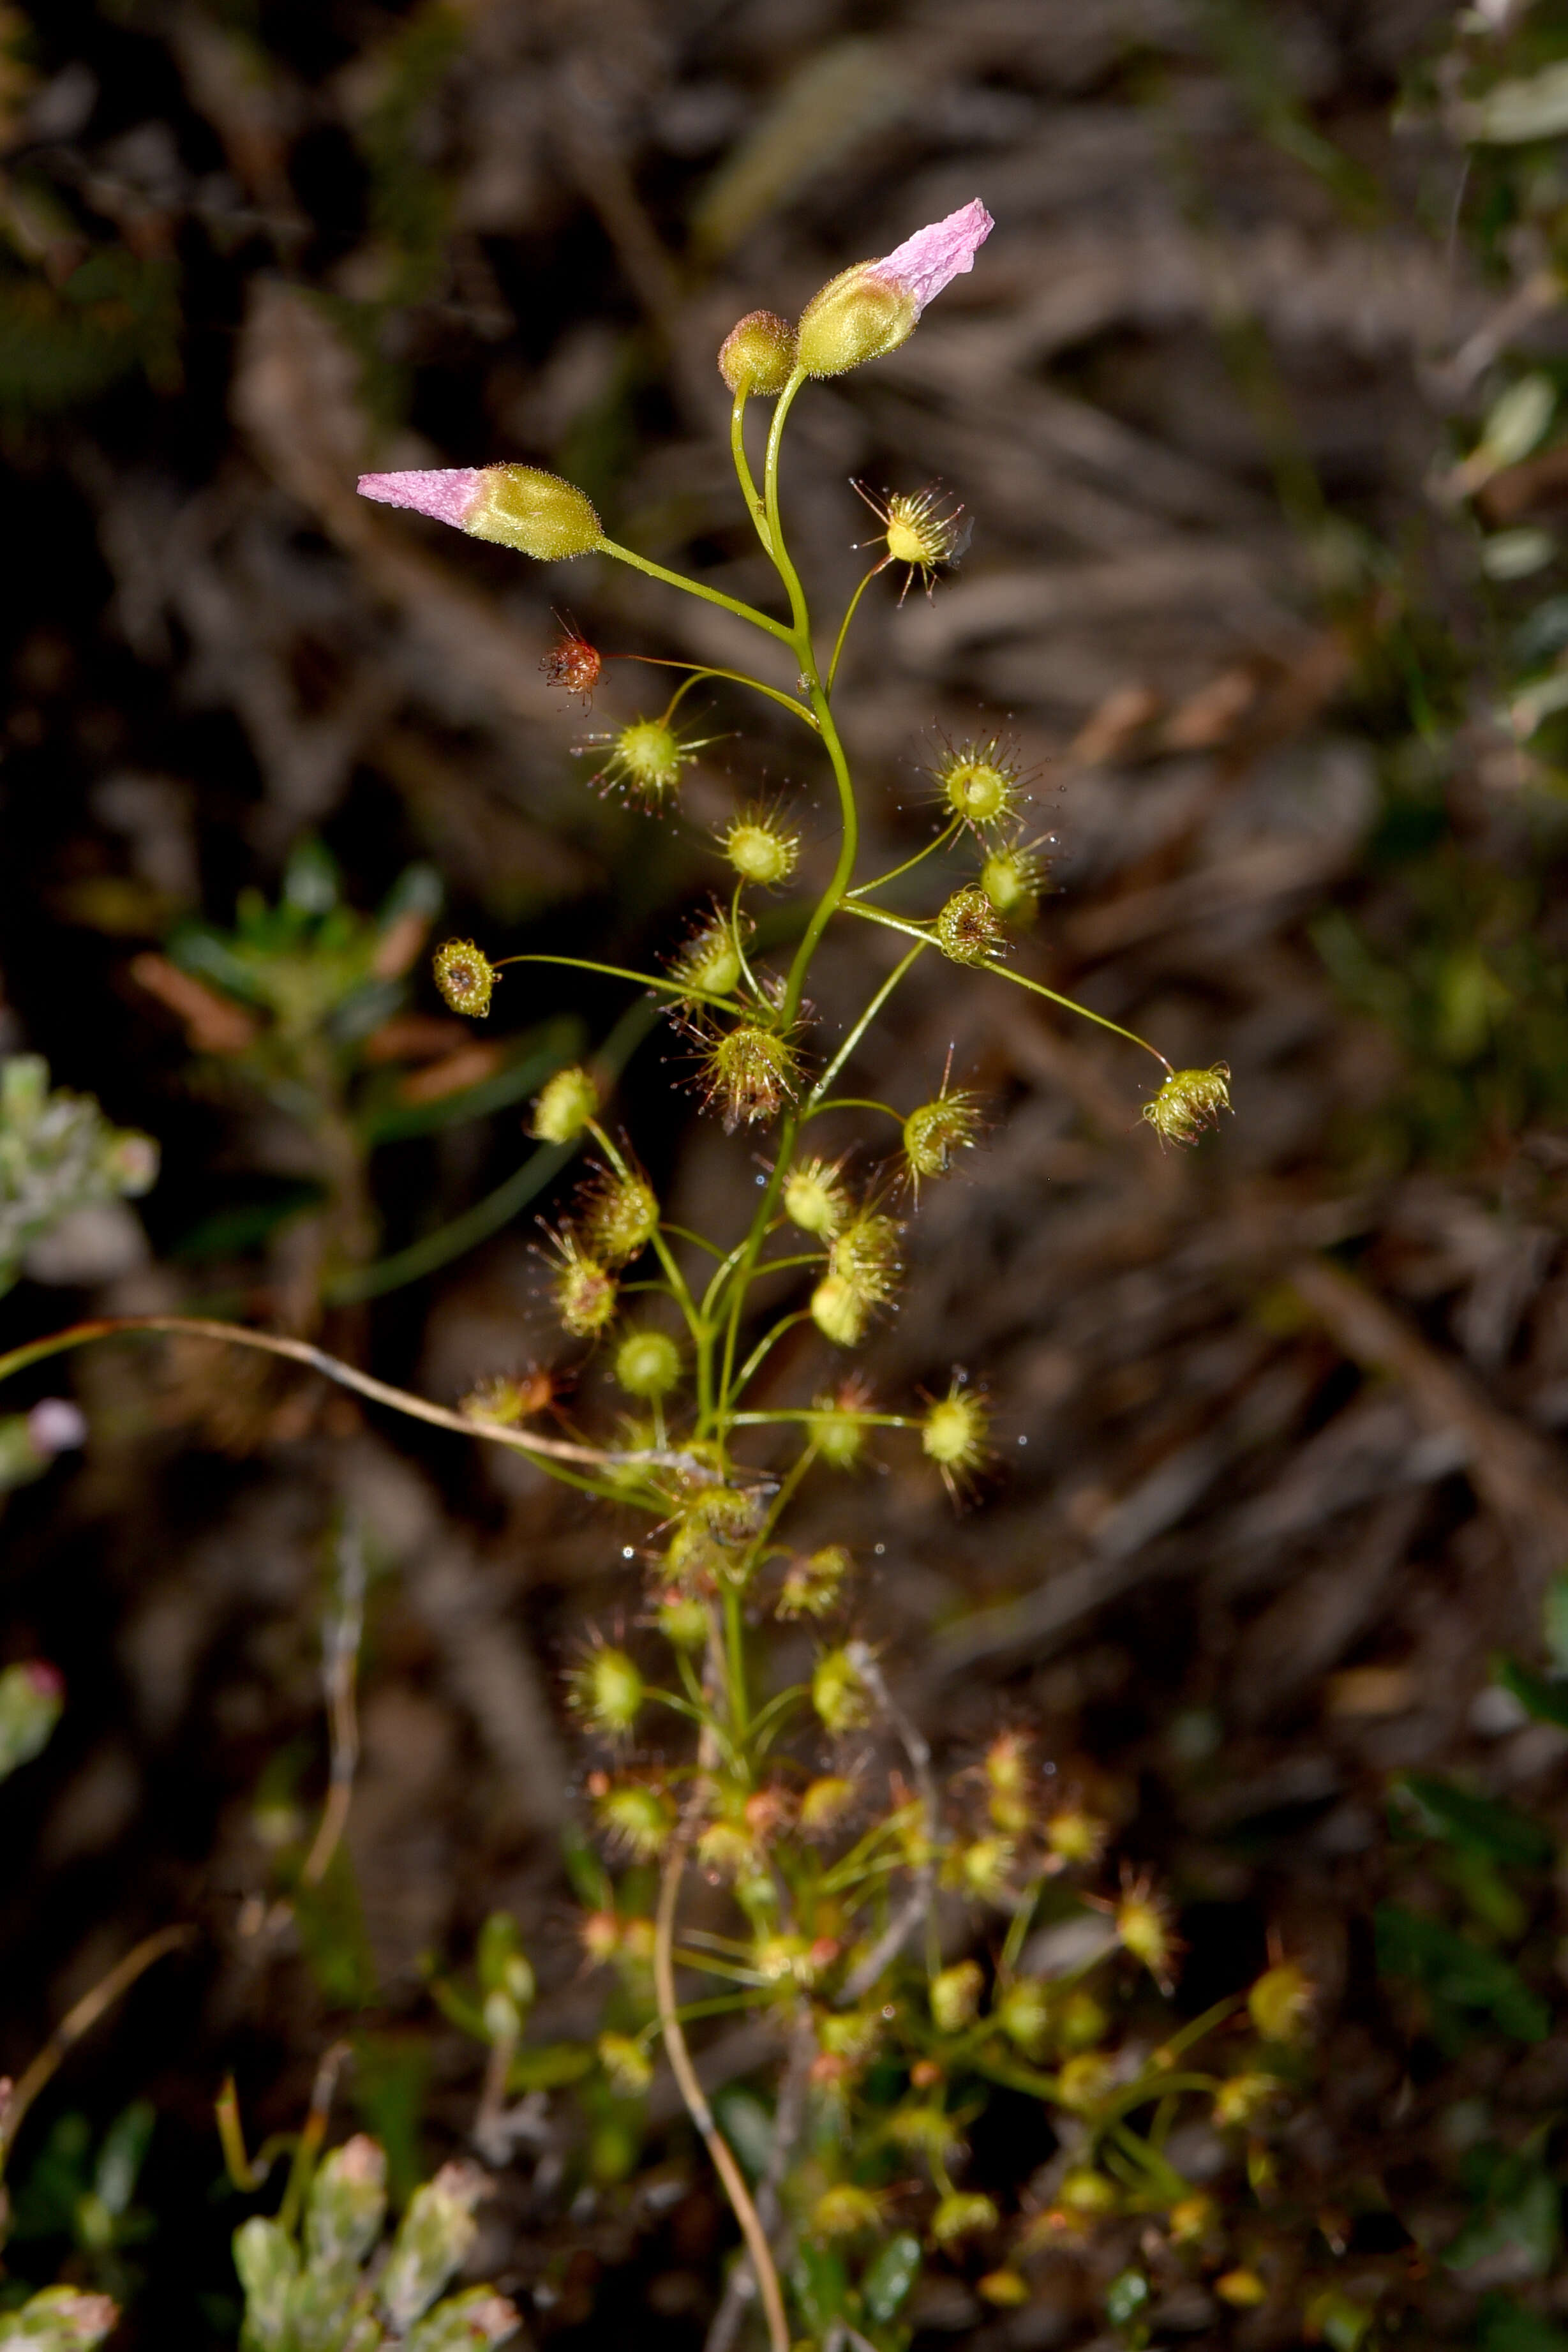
0;1055;156;1296
232;2141;516;2352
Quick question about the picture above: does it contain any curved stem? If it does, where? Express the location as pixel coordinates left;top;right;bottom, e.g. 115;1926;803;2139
0;1926;195;2180
597;536;796;648
492;952;737;1015
839;903;1172;1070
763;373;811;645
0;1317;706;1494
826;566;881;697
655;1839;789;2352
618;655;816;730
847;816;964;900
729;390;772;557
807;943;925;1110
802;1097;902;1123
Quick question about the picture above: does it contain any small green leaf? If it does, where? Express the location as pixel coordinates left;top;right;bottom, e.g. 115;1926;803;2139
713;2088;774;2182
1376;1906;1549;2043
1478;2291;1568;2350
862;2233;921;2325
791;2242;849;2333
1447;2160;1559;2281
1543;1572;1568;1676
1394;1774;1552;1868
1106;2268;1151;2325
505;2042;594;2093
1495;1656;1568;1730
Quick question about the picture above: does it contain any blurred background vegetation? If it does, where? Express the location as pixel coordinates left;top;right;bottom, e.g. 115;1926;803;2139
6;0;1568;2345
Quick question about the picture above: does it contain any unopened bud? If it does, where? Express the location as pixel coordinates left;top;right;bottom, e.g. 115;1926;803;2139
930;1959;983;2032
1248;1959;1314;2044
359;464;602;562
718;310;798;398
615;1328;682;1400
931;2191;999;2244
811;1645;871;1733
571;1646;645;1739
597;2032;653;2097
776;1543;851;1620
532;1065;599;1144
796;200;993;379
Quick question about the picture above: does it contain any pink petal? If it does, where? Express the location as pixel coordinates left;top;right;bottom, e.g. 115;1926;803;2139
873;198;994;318
357;467;485;529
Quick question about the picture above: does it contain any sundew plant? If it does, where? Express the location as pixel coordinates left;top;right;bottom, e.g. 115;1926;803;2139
1;203;1289;2351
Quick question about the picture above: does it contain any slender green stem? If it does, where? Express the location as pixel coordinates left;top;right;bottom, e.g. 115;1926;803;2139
840;903;1172;1070
493;952;736;1014
763;373;811;643
0;1316;693;1501
847;816;964;899
807;943;925;1109
723;1585;749;1748
660;1224;726;1260
733;1308;810;1396
826;566;881;696
802;1097;902;1123
729;390;772;557
728;1409;914;1430
618;655;816;730
597;536;796;648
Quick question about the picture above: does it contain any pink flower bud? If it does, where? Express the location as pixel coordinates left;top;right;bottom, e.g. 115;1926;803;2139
28;1398;87;1456
357;463;603;560
796;197;994;379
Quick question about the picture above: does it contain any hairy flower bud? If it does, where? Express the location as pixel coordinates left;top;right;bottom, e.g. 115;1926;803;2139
980;839;1045;926
718;310;798;398
932;2191;999;2245
921;1381;989;1495
722;810;800;887
532;1064;599;1144
581;1166;659;1266
1248;1959;1315;2044
652;1590;709;1649
812;1645;871;1733
358;463;602;561
777;1543;851;1619
796;199;993;378
995;1977;1050;2051
668;911;744;1000
783;1156;850;1238
614;1328;682;1400
799;1774;856;1833
571;1644;645;1739
810;1273;865;1348
932;735;1023;829
596;1778;677;1859
1141;1063;1232;1146
431;939;497;1018
548;1232;618;1338
904;1090;982;1187
811;2183;886;2239
930;1958;984;2032
701;1024;801;1129
1115;1875;1179;1989
587;717;705;807
935;885;1004;966
598;2032;654;2098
